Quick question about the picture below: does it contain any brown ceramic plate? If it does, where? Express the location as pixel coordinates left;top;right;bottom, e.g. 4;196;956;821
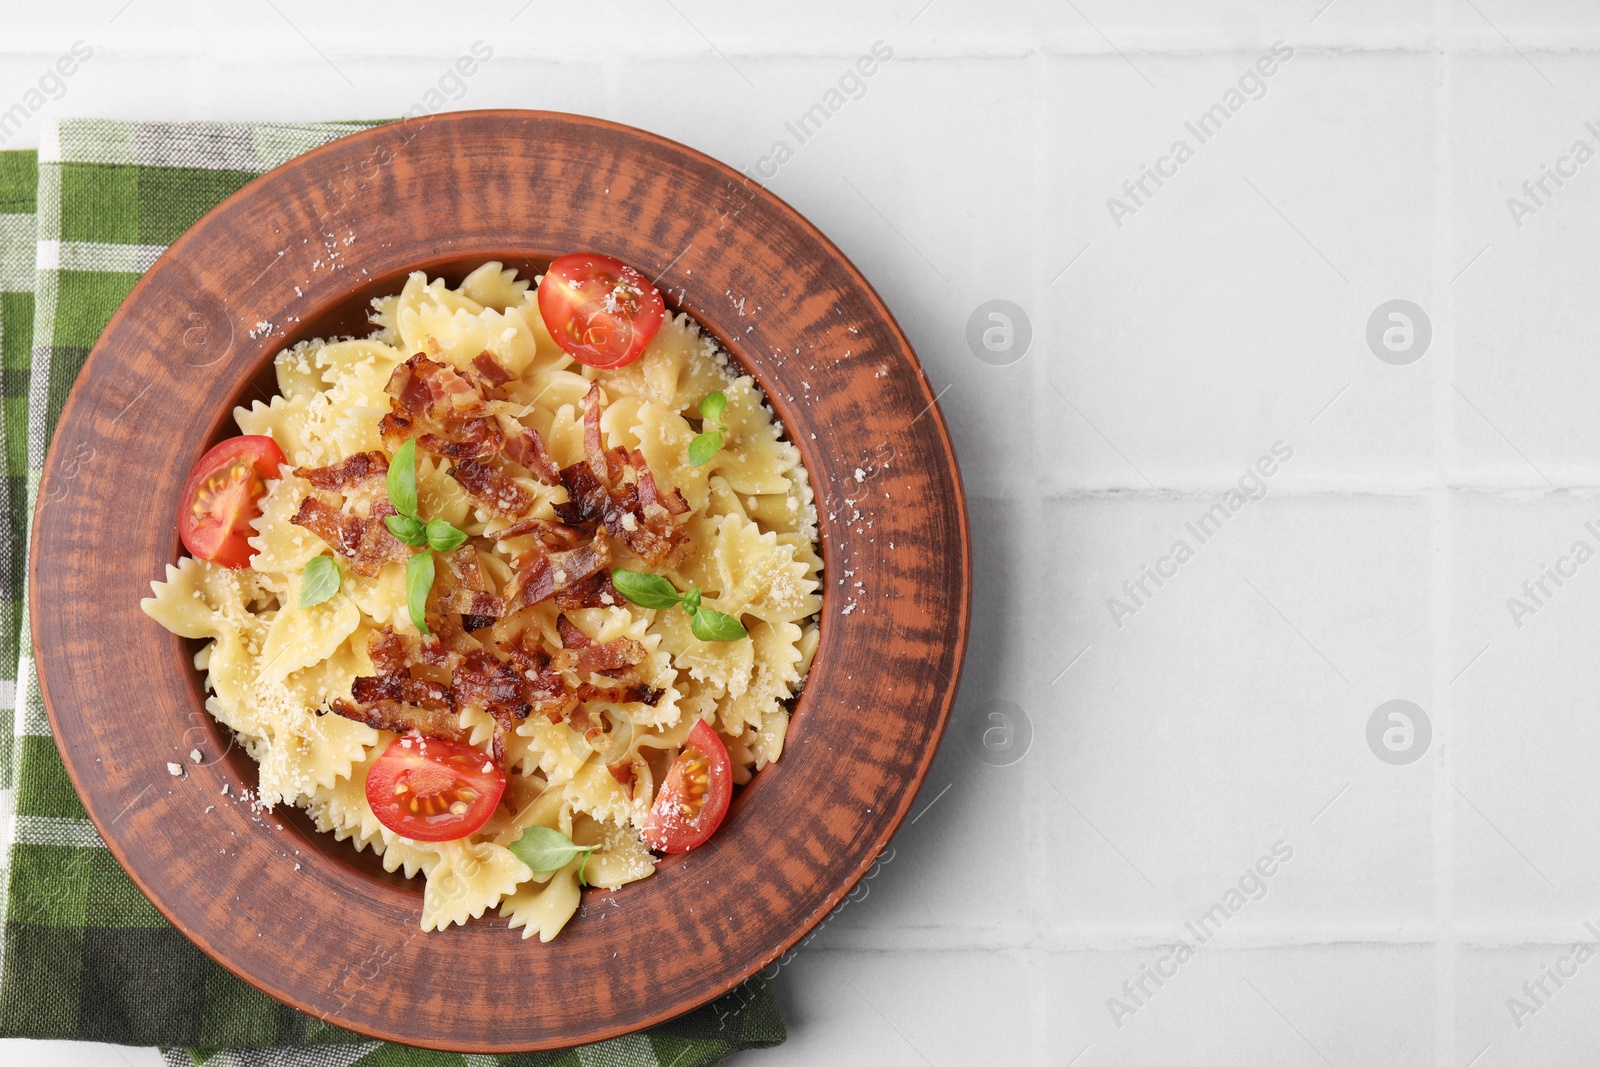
29;110;969;1052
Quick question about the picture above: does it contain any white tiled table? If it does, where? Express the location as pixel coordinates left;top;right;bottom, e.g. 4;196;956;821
8;2;1600;1063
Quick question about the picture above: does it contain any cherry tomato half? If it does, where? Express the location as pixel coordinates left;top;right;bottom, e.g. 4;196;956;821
642;718;733;853
177;435;285;568
365;736;507;842
537;253;666;369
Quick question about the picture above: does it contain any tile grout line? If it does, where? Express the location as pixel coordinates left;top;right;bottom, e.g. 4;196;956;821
1026;46;1055;1067
1433;9;1458;1065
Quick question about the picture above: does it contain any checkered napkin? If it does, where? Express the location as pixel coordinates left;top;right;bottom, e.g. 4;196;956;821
0;119;784;1067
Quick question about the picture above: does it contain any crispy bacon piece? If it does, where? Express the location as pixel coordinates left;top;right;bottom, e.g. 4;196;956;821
289;496;410;578
295;451;389;491
580;638;647;674
552;461;610;526
496;414;560;484
448;648;542;763
380;353;503;459
369;629;411;675
426;552;507;627
550;449;688;566
553;569;618;610
333;629;465;742
435;586;506;620
608;760;636;787
417;422;504;461
327;699;469;744
450;545;486;591
632;449;689;516
450;649;529;713
581;383;610;484
472;351;514;386
557;615;647;674
351;674;452;709
386;354;488;421
576;681;665;707
490;517;585;549
505;536;611;608
450;457;534;518
365;627;462;679
556;616;591;648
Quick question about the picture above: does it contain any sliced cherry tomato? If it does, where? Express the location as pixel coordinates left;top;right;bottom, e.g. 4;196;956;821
642;718;733;854
177;435;286;568
537;252;666;369
365;736;507;842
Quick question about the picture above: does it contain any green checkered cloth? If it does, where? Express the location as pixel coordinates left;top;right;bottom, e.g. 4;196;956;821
0;119;785;1067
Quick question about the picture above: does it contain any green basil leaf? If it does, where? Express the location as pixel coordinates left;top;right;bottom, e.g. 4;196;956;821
406;549;435;636
509;825;598;874
681;586;703;613
577;850;593;888
611;568;684;610
425;517;468;553
298;554;341;608
385;513;427;547
388;438;419;518
687;431;723;467
699;390;727;424
690;606;748;643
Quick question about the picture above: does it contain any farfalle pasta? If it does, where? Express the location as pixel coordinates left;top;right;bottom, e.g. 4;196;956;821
142;260;819;939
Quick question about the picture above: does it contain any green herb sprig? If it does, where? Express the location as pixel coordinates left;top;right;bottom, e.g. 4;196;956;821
687;391;727;467
382;439;469;635
509;825;601;886
298;554;342;608
611;567;748;642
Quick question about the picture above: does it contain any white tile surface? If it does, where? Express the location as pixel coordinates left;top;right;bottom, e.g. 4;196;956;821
6;2;1600;1064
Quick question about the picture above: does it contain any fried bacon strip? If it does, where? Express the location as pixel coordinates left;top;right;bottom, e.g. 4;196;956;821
472;351;514;387
386;354;487;421
557;615;647;674
327;698;470;744
450;457;534;518
553;569;618;610
505;535;611;608
633;449;689;516
294;451;389;491
496;413;560;484
551;461;610;526
544;390;687;564
420;547;506;630
352;674;451;708
553;460;687;566
380;353;503;458
328;630;468;744
433;584;506;621
289;496;410;578
416;420;504;461
490;517;585;549
576;680;665;708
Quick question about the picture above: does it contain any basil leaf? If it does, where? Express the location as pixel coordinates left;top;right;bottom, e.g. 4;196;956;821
385;513;427;547
425;517;468;553
388;438;419;518
681;586;702;613
699;390;727;424
298;554;341;608
509;825;598;873
687;431;723;467
611;568;684;610
406;549;435;636
577;849;594;887
690;606;748;642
